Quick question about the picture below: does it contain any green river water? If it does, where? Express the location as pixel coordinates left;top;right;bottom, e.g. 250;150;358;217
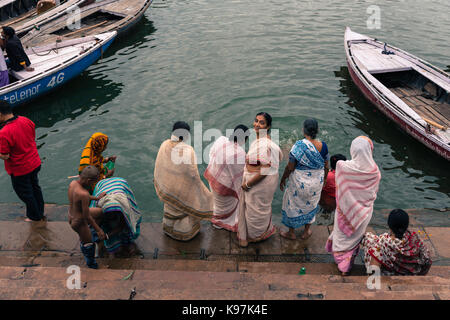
1;0;449;223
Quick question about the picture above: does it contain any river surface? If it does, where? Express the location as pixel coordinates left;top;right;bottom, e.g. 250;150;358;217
1;0;449;222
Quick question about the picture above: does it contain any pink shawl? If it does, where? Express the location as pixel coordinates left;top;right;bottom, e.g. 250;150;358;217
335;136;381;237
204;136;246;198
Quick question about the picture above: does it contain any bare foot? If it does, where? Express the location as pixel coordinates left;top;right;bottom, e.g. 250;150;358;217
24;218;32;222
239;240;248;247
280;230;296;240
300;229;312;240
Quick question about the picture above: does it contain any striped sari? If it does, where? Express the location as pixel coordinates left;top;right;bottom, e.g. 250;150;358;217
89;177;142;253
79;132;109;180
326;136;381;273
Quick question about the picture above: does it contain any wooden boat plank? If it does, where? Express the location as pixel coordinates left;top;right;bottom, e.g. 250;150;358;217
390;88;404;98
415;95;434;105
397;89;450;125
403;96;423;108
417;105;450;127
351;42;414;74
432;103;450;121
411;105;447;127
397;87;415;97
423;104;450;125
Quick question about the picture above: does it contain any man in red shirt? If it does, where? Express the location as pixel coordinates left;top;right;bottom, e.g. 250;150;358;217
0;101;45;221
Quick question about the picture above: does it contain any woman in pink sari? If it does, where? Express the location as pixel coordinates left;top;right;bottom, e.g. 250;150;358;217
238;112;282;247
326;136;381;275
204;125;249;231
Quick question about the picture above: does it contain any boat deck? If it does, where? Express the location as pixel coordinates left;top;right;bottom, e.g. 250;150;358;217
390;85;450;129
351;42;414;74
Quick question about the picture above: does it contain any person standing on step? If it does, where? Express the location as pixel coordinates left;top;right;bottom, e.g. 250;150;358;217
154;121;213;241
279;119;329;240
68;165;107;269
0;101;45;221
237;112;282;247
204;125;249;232
326;136;381;276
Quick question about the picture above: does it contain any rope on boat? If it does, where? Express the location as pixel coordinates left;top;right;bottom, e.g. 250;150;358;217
30;41;59;56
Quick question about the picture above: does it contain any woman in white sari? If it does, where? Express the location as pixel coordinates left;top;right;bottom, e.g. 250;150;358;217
238;113;282;247
154;121;213;241
204;125;248;231
325;136;381;275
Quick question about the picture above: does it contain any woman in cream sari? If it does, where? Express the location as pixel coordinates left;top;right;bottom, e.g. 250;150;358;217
154;121;213;241
238;113;282;247
326;136;381;275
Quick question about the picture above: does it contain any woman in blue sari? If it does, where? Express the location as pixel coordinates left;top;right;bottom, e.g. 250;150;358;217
279;119;329;240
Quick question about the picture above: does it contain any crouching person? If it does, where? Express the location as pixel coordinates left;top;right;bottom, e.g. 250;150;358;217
362;209;432;276
68;165;106;268
89;177;142;257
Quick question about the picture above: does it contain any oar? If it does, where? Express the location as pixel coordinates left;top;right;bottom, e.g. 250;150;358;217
423;117;447;131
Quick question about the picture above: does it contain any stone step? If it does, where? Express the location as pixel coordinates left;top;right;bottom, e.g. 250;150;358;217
1;277;449;293
0;284;444;300
0;265;447;300
0;253;448;281
0;266;448;289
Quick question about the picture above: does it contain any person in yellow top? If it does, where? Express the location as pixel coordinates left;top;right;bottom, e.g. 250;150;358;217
79;132;116;183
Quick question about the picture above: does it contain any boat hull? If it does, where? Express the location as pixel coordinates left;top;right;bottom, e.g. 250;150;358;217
346;58;450;161
1;35;115;108
116;0;152;36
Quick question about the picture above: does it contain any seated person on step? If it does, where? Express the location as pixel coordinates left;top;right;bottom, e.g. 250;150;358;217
361;209;432;276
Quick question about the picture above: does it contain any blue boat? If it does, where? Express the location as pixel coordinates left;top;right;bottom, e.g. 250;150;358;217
1;31;116;107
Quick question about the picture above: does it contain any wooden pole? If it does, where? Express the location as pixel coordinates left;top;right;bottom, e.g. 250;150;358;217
63;21;108;37
4;9;37;27
423;117;447;131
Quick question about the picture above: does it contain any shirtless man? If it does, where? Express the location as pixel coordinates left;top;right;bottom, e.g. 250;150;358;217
68;165;106;269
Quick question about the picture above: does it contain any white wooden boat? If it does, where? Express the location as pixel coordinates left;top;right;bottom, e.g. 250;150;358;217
4;0;91;37
20;0;152;47
1;31;116;107
345;27;450;161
